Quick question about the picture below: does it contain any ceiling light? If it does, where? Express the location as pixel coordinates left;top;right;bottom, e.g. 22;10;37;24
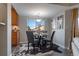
31;10;46;17
36;19;41;22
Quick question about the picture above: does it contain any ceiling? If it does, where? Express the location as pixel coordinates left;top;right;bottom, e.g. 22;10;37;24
12;3;78;18
51;3;78;6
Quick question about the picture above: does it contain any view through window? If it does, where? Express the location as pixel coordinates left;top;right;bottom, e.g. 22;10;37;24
27;19;45;31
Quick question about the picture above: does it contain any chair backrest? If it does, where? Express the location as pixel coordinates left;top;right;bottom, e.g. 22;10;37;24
26;31;34;43
50;31;55;43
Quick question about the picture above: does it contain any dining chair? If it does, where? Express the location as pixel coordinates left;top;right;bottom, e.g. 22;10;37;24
42;31;55;49
26;31;40;54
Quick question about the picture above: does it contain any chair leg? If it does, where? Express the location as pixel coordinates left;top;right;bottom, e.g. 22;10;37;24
50;42;53;49
28;42;29;53
33;45;35;55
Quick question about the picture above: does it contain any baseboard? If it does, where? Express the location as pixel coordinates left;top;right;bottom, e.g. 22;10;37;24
9;53;12;56
19;42;27;44
53;42;65;49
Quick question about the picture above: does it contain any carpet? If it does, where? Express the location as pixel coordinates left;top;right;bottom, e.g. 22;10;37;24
12;44;62;56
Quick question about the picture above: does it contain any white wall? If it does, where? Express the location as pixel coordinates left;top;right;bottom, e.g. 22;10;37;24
7;3;12;56
19;16;28;43
53;29;65;48
52;12;65;49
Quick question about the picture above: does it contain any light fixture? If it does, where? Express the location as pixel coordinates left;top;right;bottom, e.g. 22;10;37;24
12;25;20;32
31;10;46;17
34;11;45;16
36;19;41;22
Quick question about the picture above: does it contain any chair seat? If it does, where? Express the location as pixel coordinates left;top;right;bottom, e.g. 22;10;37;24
45;40;51;42
42;39;51;44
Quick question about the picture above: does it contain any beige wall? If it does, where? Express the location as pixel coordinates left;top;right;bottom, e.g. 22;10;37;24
65;9;72;49
19;16;28;43
0;4;7;56
0;3;11;56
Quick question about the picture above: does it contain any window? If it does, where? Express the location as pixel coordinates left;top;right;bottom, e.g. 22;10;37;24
27;19;36;29
27;19;45;31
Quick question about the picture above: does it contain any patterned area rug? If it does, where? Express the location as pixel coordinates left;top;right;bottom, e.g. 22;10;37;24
12;44;64;56
12;47;54;56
